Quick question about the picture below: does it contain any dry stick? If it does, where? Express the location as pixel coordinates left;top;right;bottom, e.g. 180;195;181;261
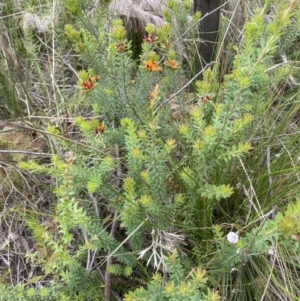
278;138;300;182
82;224;94;272
250;129;300;141
97;266;122;301
239;158;262;216
50;0;60;115
4;123;107;156
17;256;21;284
266;146;275;220
82;231;91;271
90;193;100;219
266;145;276;293
241;208;276;231
85;216;123;301
26;115;102;120
259;242;277;301
0;11;24;20
104;143;122;301
0;150;52;156
104;210;119;301
85;193;101;272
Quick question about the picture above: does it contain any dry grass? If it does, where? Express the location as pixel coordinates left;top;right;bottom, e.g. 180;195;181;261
109;0;168;33
108;0;193;33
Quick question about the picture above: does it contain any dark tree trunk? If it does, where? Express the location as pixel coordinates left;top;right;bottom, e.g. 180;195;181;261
194;0;222;69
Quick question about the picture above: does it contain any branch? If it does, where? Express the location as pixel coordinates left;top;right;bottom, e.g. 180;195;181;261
104;143;122;301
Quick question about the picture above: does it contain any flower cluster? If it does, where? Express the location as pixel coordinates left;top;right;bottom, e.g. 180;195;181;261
144;60;163;72
143;34;156;44
200;94;212;104
115;43;129;53
81;76;95;91
165;59;178;70
95;123;105;134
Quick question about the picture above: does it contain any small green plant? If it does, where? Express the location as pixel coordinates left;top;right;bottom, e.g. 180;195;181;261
123;250;221;301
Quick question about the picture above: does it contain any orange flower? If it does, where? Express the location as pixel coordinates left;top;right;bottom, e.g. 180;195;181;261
145;60;156;71
145;60;162;72
95;123;105;134
165;59;178;70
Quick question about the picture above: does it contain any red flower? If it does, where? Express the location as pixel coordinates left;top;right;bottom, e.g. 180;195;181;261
143;34;155;44
200;95;211;104
115;43;129;53
81;76;94;92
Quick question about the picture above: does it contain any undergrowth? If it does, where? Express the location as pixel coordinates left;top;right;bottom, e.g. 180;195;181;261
0;0;300;300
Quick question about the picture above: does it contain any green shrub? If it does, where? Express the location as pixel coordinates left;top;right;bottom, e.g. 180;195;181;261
1;0;300;300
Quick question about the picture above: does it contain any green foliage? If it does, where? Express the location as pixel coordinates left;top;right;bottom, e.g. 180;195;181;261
123;251;220;301
1;0;300;300
208;199;300;300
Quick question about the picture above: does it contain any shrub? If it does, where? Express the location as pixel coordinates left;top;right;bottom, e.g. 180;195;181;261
1;0;300;300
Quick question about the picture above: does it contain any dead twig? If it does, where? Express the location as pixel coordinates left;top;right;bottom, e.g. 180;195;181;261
104;143;122;301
